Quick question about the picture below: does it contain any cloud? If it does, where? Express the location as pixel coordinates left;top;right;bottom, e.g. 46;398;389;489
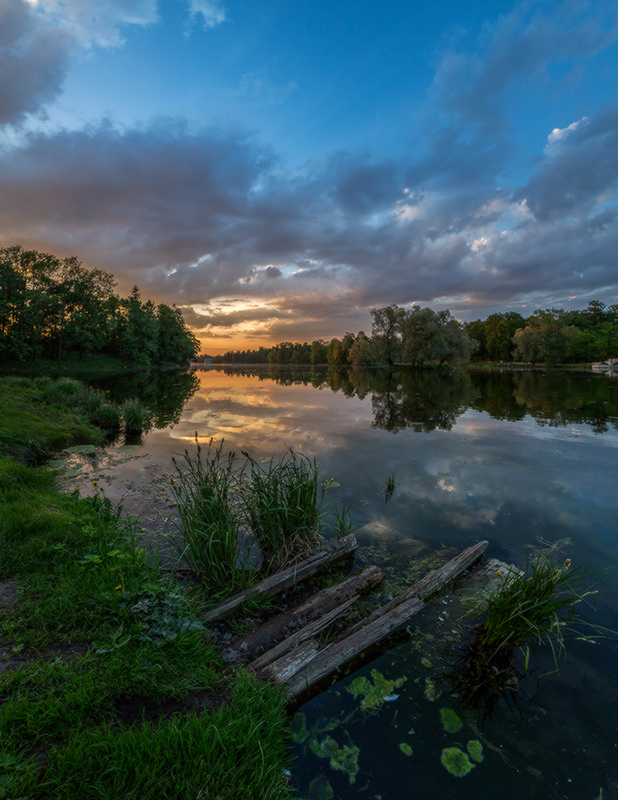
186;0;225;31
28;0;159;47
513;108;618;221
0;0;74;125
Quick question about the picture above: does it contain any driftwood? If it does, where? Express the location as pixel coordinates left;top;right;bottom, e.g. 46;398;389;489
257;539;489;699
231;565;383;662
249;596;359;672
200;533;357;624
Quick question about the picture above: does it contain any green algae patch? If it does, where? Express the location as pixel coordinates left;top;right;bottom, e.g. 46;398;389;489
310;736;360;784
399;743;413;756
440;707;463;733
306;775;334;800
424;677;437;701
441;747;475;777
346;669;406;712
421;657;433;668
290;712;310;745
467;739;484;763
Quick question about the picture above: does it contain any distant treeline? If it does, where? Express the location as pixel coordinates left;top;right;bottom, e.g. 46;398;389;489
0;245;199;365
203;301;618;367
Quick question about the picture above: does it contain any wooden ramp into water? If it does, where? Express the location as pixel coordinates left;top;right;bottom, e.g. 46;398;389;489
201;535;489;703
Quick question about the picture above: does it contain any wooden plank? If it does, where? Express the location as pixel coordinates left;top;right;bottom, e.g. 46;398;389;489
249;596;359;672
259;540;488;699
200;533;358;623
232;565;383;662
343;539;488;638
263;595;425;697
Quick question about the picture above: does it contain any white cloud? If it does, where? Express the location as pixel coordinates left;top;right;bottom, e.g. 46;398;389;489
186;0;225;31
545;117;589;154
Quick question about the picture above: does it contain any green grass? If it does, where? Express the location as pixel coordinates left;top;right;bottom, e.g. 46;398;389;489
170;438;252;595
0;376;294;800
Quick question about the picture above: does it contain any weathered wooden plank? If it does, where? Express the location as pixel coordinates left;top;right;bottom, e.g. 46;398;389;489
259;540;488;699
232;565;383;662
249;596;359;672
258;639;320;684
200;533;358;623
343;539;488;638
265;594;425;698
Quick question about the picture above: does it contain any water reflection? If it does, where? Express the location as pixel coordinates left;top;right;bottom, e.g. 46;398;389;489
68;365;618;799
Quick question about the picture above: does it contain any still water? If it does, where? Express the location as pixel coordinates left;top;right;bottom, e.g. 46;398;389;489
77;365;618;800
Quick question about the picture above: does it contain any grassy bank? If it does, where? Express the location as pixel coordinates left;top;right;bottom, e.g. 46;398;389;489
0;377;293;799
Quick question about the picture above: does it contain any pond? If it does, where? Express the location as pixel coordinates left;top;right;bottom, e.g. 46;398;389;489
66;365;618;800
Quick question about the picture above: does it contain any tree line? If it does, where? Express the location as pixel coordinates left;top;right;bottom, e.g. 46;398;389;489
204;301;618;367
0;245;199;365
204;305;476;367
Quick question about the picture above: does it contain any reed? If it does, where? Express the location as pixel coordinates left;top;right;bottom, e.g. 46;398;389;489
240;450;325;572
121;398;152;434
170;438;249;592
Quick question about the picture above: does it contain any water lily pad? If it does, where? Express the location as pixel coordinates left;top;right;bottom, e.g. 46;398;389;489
63;445;99;455
46;459;67;470
399;742;413;756
114;445;142;454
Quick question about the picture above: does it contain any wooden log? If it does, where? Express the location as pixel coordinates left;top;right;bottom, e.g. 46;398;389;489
259;540;489;700
200;533;358;623
343;539;488;638
249;596;359;672
232;565;383;662
262;594;425;697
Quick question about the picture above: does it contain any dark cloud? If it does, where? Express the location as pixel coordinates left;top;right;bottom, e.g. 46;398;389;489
0;0;617;346
0;0;74;125
513;109;618;221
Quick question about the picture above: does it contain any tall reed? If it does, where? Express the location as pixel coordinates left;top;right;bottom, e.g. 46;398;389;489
241;450;325;572
170;438;248;592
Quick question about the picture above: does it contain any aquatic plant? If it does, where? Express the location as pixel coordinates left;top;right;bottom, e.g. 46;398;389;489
305;775;334;800
449;550;609;715
91;402;121;430
346;668;406;712
170;438;249;592
289;712;310;745
440;707;463;733
310;735;360;784
121;398;152;434
467;739;483;763
399;742;413;756
240;449;325;572
441;746;475;777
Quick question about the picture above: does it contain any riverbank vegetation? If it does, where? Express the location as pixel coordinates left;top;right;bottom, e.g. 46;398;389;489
201;300;618;368
0;245;198;366
0;376;292;799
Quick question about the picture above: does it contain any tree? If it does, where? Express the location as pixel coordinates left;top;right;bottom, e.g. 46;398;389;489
370;305;405;367
511;309;575;365
400;306;475;366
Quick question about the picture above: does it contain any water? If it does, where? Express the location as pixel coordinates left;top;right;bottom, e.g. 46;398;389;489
71;365;618;799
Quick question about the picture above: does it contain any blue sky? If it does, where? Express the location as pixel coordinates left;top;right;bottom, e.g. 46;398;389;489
1;0;617;351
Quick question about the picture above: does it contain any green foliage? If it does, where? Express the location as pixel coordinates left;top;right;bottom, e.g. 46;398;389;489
399;742;413;756
241;449;325;572
0;245;198;366
121;398;152;433
170;438;250;592
441;746;476;777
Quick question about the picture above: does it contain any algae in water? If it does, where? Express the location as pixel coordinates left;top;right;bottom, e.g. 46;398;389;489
346;669;406;712
441;747;475;777
467;739;484;763
440;707;463;733
310;735;360;785
399;743;413;756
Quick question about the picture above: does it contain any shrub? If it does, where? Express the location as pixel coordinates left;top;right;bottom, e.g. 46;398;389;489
121;399;152;434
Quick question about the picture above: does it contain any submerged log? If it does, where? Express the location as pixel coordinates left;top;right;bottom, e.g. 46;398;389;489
343;539;488;638
232;565;383;662
260;539;489;699
200;533;358;624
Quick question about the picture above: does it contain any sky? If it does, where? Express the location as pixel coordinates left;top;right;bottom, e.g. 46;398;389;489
1;0;618;353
